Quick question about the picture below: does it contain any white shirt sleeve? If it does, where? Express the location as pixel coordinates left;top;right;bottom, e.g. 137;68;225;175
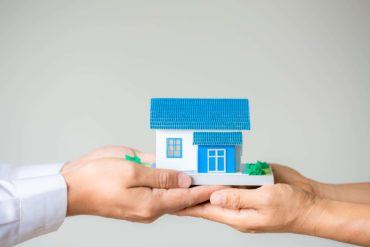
0;163;66;180
0;164;67;247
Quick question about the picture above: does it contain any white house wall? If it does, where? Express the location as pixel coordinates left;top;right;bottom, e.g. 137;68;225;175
156;130;198;171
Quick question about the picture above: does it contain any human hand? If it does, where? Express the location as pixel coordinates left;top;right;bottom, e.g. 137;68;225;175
176;184;320;233
61;146;154;173
270;164;318;194
61;146;223;223
271;164;370;204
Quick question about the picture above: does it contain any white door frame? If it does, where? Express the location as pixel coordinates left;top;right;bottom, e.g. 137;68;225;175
207;148;226;173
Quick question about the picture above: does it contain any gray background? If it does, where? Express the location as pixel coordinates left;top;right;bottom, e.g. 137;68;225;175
0;0;369;246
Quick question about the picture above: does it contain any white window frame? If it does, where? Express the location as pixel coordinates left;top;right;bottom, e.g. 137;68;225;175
207;148;226;173
166;138;182;158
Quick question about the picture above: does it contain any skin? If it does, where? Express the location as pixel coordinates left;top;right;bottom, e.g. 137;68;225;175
272;163;370;204
176;164;370;246
61;146;223;223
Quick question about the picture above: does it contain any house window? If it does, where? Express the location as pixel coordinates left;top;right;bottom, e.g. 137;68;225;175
167;138;182;158
208;148;226;172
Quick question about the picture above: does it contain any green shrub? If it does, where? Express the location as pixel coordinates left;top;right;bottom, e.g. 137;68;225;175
245;161;269;175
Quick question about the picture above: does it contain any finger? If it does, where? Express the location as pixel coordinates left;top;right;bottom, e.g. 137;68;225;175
153;186;226;214
78;146;155;163
79;146;135;162
133;150;155;164
175;203;260;228
210;188;264;209
175;203;235;221
132;165;192;189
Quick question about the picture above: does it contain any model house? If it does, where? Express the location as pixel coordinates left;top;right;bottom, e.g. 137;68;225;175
150;98;273;185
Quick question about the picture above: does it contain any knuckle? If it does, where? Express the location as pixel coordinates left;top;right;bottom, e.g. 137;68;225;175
233;223;254;233
276;183;289;192
241;225;259;233
227;193;241;209
140;217;156;224
260;192;274;205
275;183;293;197
186;193;195;207
141;210;153;219
152;189;165;199
113;207;126;220
235;226;248;233
140;207;157;220
245;228;258;233
144;215;160;224
158;172;171;188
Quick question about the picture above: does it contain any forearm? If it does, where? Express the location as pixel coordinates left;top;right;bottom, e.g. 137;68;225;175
315;182;370;204
297;198;370;245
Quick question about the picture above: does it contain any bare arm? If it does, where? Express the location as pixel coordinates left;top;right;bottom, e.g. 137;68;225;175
300;198;370;245
271;164;370;204
176;184;370;246
316;182;370;204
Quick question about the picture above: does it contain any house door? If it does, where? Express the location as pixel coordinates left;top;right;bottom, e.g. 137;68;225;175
208;149;226;172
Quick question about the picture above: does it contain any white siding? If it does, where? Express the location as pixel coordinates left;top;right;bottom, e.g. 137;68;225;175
156;130;198;171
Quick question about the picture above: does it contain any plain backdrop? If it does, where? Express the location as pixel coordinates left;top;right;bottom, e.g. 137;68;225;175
0;0;369;246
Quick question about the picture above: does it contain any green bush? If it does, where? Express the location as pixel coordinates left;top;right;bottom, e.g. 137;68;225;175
245;161;269;175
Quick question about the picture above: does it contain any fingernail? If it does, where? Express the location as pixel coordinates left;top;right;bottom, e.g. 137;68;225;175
211;193;225;205
178;173;192;188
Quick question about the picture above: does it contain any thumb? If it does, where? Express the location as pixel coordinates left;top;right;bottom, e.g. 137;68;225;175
133;165;192;189
210;188;255;209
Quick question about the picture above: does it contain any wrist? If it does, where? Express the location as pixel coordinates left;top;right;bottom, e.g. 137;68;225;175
291;193;326;235
61;166;80;217
313;181;336;200
61;160;77;174
290;192;327;235
308;178;324;197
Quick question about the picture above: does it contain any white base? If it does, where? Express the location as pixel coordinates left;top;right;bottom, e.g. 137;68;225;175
184;171;274;186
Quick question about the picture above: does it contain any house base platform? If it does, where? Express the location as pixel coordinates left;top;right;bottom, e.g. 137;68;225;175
184;171;274;186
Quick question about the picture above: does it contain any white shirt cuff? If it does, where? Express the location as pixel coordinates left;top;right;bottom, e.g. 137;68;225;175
11;163;65;180
13;174;67;244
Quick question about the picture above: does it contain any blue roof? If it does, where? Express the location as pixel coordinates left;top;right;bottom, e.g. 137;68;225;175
193;132;243;145
150;98;250;130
